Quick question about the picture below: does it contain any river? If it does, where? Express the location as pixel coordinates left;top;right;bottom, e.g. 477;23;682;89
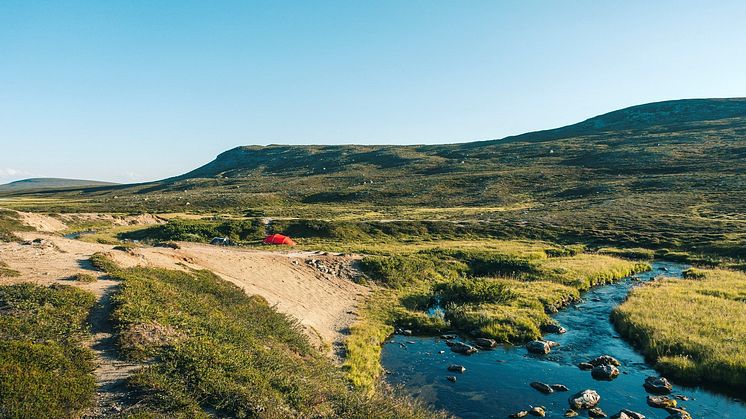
381;261;746;418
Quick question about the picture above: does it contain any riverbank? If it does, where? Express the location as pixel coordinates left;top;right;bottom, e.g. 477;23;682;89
612;267;746;391
344;244;650;393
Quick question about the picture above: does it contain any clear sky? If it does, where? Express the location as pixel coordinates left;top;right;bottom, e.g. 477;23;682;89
1;0;745;183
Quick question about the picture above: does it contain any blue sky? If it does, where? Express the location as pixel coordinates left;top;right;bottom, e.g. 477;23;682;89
1;0;745;183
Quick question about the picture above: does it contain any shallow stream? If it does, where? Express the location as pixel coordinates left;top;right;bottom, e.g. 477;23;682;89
381;261;746;418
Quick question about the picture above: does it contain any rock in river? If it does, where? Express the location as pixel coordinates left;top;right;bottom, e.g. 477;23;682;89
646;395;677;409
664;407;692;419
569;389;601;409
529;406;546;416
611;410;646;419
449;341;478;355
530;381;554;394
474;337;497;348
551;384;570;392
578;362;594;370
447;364;466;373
591;364;620;381
526;340;551;354
589;407;607;417
447;375;457;382
643;376;673;394
564;409;579;417
510;411;528;418
589;355;621;367
543;323;567;334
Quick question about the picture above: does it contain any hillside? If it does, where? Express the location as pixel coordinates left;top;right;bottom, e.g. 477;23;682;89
0;178;117;193
3;98;745;258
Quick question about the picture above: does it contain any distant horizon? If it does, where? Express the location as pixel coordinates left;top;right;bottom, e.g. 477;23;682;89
1;95;744;185
2;1;746;183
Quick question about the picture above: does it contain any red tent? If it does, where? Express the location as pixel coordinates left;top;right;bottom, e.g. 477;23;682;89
263;234;296;246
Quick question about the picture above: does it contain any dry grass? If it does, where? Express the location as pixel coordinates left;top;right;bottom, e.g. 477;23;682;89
612;268;746;390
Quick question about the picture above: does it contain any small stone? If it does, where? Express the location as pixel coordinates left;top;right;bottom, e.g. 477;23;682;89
589;355;621;367
591;364;620;381
644;376;673;394
578;362;594;370
530;381;554;394
526;340;551;354
510;411;528;418
447;364;466;373
564;409;579;417
647;395;677;409
529;406;546;417
543;323;567;334
610;409;646;419
447;376;457;382
664;407;691;419
589;407;607;418
674;395;689;401
551;384;570;392
569;389;601;409
402;329;413;336
449;341;478;355
474;337;497;348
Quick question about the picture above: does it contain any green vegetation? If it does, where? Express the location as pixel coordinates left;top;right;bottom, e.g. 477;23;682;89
346;242;649;393
67;272;98;283
612;268;746;390
91;255;435;418
598;247;655;260
0;283;96;418
0;209;31;242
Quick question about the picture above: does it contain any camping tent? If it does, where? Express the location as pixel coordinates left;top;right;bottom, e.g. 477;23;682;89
263;234;296;246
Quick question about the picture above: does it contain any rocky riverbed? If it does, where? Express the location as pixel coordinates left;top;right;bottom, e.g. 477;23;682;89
381;261;746;418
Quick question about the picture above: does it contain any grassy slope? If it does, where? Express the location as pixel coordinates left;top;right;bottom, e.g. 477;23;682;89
3;99;745;260
612;268;746;390
0;209;32;242
0;284;97;418
345;242;649;392
94;257;437;418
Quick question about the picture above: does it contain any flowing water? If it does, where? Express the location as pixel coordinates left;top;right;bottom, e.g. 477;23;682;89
381;261;746;418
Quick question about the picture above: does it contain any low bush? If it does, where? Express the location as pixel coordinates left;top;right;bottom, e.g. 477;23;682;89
598;247;655;260
0;283;96;417
97;256;434;418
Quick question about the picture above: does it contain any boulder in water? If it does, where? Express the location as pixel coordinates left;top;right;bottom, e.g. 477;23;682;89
474;337;497;348
589;355;621;367
510;411;529;418
591;364;620;380
569;389;601;409
449;341;478;355
589;407;607;417
564;409;579;417
526;340;551;354
611;410;646;419
578;362;594;370
529;406;546;417
664;407;691;419
543;324;567;334
643;376;673;394
551;384;570;392
530;382;554;394
647;395;677;409
447;364;466;373
446;375;457;382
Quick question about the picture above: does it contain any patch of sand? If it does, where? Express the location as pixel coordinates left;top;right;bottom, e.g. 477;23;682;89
1;232;368;350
